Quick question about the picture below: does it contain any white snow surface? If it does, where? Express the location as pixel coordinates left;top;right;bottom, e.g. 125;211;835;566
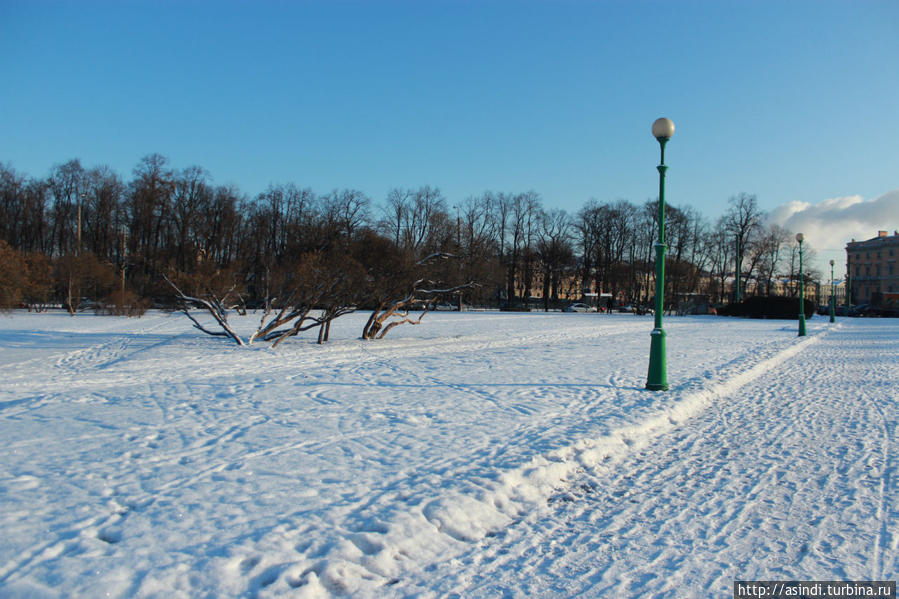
0;310;896;598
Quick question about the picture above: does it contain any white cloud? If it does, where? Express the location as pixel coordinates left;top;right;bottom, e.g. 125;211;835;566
768;191;899;247
767;189;899;276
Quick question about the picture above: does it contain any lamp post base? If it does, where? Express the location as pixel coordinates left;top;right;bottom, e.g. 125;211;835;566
798;314;807;337
646;328;669;391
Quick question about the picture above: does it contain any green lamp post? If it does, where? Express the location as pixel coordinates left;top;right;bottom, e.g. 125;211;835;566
646;117;674;391
796;232;806;336
845;267;851;312
735;235;742;303
829;259;836;323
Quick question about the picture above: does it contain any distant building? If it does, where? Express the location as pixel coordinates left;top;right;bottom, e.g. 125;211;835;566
825;279;848;306
846;230;899;305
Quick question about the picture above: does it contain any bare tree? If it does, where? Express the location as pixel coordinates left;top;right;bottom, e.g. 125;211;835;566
631;200;658;307
0;240;28;309
589;199;635;303
725;193;764;301
447;193;503;306
536;208;573;310
380;186;448;252
198;184;244;268
0;164;27;250
165;252;352;348
520;192;542;303
357;237;476;339
320;189;371;243
165;272;247;344
82;166;126;263
380;188;411;247
248;252;357;348
784;236;821;299
754;224;791;296
171;166;212;272
55;252;117;315
685;208;711;295
574;200;600;300
9;152;807;319
47;159;87;258
492;191;542;305
706;218;733;305
128;154;175;278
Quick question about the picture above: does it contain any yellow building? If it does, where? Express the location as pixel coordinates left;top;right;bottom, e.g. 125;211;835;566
846;231;899;305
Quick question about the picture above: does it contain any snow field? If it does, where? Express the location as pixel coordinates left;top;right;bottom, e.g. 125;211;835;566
0;311;896;598
419;319;897;597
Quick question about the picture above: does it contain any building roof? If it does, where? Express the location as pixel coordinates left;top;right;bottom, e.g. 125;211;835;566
846;230;899;248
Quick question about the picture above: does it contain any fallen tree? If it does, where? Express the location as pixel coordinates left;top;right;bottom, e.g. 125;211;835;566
164;251;362;347
165;239;479;346
361;280;477;340
360;251;477;340
164;273;250;345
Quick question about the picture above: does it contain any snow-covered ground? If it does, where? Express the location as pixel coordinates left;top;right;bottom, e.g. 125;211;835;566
0;310;896;598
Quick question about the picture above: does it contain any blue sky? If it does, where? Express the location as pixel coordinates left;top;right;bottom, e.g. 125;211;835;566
2;0;897;266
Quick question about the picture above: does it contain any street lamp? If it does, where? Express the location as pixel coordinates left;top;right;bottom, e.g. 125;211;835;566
796;232;806;336
829;259;836;323
121;225;128;306
77;192;85;256
735;234;742;303
646;117;674;391
845;266;851;312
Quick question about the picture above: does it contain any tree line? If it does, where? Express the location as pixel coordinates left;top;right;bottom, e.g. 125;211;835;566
1;154;818;325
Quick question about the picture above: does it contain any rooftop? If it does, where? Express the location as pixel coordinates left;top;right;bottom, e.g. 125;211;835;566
847;230;899;247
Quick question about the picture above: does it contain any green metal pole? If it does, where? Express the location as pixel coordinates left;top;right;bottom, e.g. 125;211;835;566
798;240;807;336
829;263;836;323
646;138;669;390
735;235;741;303
845;269;851;312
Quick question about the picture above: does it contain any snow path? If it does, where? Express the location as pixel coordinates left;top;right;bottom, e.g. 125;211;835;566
0;313;895;598
416;320;899;597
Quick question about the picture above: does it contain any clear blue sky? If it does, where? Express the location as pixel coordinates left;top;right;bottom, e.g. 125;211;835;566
2;0;897;225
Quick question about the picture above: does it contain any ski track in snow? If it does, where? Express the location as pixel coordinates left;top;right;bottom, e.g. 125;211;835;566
0;312;896;598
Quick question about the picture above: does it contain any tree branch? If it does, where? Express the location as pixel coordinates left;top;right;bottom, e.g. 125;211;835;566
163;274;246;345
